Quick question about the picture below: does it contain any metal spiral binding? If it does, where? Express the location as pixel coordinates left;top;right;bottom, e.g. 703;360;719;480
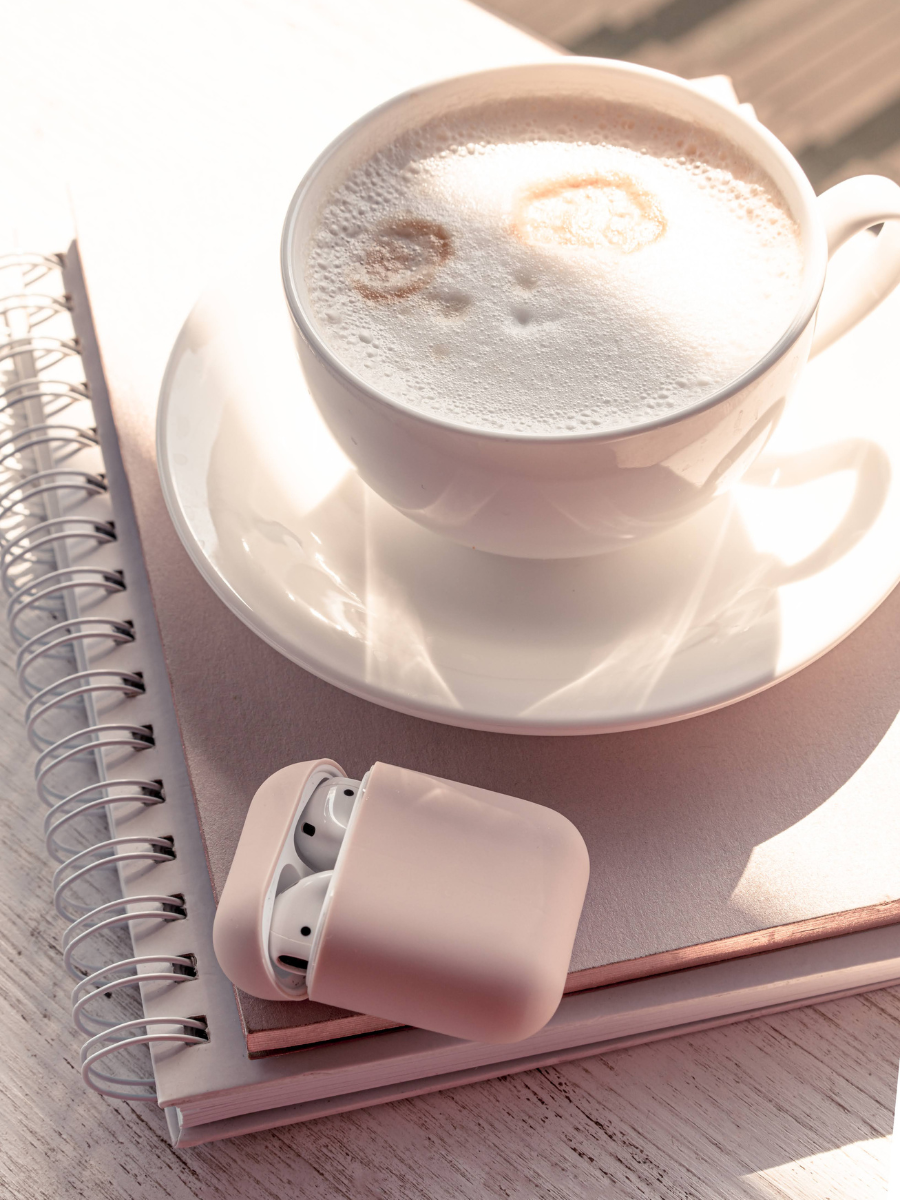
0;252;207;1103
81;1018;209;1102
63;895;187;978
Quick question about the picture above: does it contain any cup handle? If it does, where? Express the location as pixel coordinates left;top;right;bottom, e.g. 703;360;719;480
811;174;900;357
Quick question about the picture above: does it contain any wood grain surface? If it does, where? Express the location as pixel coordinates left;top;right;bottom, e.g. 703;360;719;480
2;1;900;1195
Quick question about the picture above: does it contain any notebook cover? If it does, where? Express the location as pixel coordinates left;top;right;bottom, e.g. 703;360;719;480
68;10;900;1051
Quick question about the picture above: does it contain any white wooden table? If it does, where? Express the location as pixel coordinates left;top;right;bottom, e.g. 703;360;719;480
1;2;899;1196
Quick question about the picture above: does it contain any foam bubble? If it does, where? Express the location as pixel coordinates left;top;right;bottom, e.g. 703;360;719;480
305;97;803;435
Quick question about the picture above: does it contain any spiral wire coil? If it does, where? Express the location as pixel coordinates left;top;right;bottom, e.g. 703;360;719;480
0;253;207;1102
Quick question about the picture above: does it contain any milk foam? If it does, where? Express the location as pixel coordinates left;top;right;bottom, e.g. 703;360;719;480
305;98;804;434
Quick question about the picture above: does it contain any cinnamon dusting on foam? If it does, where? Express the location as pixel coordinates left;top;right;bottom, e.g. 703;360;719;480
353;218;452;301
511;172;666;253
306;97;804;435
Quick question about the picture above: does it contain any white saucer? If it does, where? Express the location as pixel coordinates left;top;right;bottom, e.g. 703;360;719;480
157;239;900;734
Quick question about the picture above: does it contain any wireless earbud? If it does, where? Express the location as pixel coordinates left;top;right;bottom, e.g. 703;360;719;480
294;775;360;871
269;870;333;973
213;759;589;1044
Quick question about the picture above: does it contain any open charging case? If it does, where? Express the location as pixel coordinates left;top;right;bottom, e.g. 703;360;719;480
213;760;590;1043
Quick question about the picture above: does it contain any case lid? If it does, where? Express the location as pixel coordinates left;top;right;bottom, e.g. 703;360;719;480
308;762;590;1043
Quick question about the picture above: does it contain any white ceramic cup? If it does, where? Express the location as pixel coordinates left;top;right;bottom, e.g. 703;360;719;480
282;60;900;559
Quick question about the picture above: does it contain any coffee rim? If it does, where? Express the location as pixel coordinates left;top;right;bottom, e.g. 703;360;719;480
282;58;828;445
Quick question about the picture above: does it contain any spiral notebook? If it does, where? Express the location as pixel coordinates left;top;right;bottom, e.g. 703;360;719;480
5;230;900;1147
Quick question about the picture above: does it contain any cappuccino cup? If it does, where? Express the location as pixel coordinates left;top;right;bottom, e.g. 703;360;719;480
282;60;900;558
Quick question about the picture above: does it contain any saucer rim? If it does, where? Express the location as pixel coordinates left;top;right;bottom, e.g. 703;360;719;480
158;367;894;736
157;261;900;737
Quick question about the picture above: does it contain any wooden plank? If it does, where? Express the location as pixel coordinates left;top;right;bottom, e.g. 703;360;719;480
772;28;900;147
624;0;828;83
593;0;900;162
482;0;666;45
735;0;881;95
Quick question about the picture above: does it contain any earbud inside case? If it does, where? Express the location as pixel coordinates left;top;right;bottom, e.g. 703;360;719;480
213;759;589;1044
